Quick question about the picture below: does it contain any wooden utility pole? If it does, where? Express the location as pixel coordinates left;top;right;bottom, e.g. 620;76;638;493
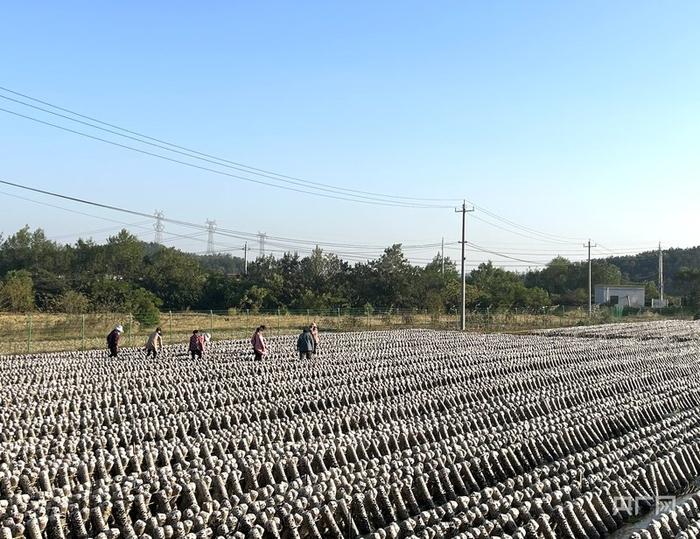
584;239;597;317
244;242;248;275
455;201;474;331
441;237;445;275
658;242;664;303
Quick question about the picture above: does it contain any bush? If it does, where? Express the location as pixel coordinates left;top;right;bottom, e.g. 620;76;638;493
0;270;35;312
55;290;90;314
128;288;161;326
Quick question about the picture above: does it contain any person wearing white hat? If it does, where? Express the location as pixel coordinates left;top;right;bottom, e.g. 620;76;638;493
107;324;124;358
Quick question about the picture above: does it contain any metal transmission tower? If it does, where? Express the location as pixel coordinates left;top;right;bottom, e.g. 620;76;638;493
455;201;474;331
258;232;267;258
205;220;217;255
153;211;165;244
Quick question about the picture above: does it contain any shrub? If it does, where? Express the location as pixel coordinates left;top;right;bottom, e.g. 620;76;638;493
55;290;90;314
128;288;162;326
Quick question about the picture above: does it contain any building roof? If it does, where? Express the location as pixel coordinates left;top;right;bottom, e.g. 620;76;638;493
594;284;645;289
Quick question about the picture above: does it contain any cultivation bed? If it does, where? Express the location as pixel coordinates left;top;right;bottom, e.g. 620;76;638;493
535;319;700;341
1;327;700;538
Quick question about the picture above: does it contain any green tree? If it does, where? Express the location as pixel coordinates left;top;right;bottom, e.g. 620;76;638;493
591;260;622;287
677;268;700;309
368;244;419;309
0;270;35;311
421;254;459;313
128;288;162;325
143;247;206;309
105;230;145;281
644;281;659;304
88;278;134;312
200;273;244;310
55;290;90;313
239;285;270;312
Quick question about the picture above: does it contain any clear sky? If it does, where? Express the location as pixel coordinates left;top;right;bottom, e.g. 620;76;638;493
1;1;698;269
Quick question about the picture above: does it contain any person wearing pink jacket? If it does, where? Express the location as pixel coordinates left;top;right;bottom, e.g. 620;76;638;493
189;329;205;359
251;325;267;360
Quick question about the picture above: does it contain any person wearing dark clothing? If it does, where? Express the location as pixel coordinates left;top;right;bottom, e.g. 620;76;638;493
189;329;204;359
297;327;314;360
107;325;123;358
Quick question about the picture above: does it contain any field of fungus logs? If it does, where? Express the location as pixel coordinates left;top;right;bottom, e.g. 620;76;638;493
536;320;700;341
1;325;700;539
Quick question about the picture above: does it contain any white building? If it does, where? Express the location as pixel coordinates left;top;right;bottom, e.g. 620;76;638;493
594;284;645;308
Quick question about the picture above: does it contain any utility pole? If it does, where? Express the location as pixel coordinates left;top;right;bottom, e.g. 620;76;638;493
658;242;664;303
153;210;165;244
244;242;248;275
205;219;217;254
455;201;474;331
441;236;445;275
258;232;267;258
583;239;597;317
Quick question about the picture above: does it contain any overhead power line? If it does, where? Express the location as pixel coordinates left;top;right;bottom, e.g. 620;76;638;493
0;85;597;243
469;213;581;246
0;179;660;271
466;200;587;243
0;178;458;255
467;242;545;265
0;85;462;204
0;189;246;251
0;95;455;209
0;107;451;209
0;92;462;208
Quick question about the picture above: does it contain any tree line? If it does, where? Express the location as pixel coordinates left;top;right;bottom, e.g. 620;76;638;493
0;226;698;322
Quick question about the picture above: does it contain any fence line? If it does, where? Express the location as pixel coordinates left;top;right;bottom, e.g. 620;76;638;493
0;306;689;356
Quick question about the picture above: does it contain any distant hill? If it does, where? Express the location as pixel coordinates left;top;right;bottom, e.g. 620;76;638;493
606;246;700;295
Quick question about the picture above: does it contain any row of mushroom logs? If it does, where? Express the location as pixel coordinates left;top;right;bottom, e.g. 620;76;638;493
0;328;699;537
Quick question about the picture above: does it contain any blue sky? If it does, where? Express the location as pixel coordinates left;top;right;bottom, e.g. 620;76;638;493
1;1;698;268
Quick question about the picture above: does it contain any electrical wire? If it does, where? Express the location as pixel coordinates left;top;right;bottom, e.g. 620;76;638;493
466;242;546;265
469;213;581;246
466;199;588;242
0;178;455;255
0;108;452;209
0;85;461;204
0;85;606;244
1;93;457;207
0;178;651;269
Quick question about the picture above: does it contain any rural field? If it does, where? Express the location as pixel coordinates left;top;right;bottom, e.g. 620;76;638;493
1;321;700;538
0;308;674;356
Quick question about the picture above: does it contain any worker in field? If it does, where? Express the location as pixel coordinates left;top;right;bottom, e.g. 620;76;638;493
189;329;205;359
297;327;315;359
145;327;163;358
310;322;320;355
107;325;123;358
251;325;267;360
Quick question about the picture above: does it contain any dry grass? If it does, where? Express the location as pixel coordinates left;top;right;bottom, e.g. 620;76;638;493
0;308;671;355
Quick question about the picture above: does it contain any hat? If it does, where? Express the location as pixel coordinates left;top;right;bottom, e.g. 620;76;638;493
115;325;124;333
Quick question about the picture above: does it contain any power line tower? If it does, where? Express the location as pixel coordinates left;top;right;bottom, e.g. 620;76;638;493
258;232;267;258
205;219;217;255
153;211;165;244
